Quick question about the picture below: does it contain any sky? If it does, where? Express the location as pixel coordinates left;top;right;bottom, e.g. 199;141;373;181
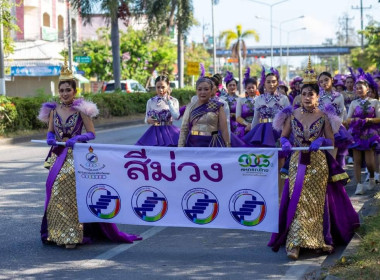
188;0;380;68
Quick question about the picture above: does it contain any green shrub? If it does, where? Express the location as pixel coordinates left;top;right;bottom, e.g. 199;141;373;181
0;89;196;136
0;96;18;134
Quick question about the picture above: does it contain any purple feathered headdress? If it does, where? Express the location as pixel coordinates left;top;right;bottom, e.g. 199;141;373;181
269;67;280;81
355;68;367;85
199;63;205;79
290;76;303;89
258;66;266;89
366;72;379;93
243;67;251;87
333;74;346;89
373;69;380;79
348;67;357;82
224;71;234;85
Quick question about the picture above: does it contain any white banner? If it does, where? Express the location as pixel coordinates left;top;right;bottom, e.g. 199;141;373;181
74;144;279;233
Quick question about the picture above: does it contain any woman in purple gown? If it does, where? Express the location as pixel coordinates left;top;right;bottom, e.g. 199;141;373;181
38;63;141;248
243;67;290;149
136;75;180;146
345;71;380;195
343;73;357;116
269;59;359;260
235;67;257;139
221;71;240;138
178;77;230;147
318;71;352;167
288;76;303;105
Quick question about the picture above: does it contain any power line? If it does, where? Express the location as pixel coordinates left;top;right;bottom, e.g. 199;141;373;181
338;14;354;45
352;0;372;49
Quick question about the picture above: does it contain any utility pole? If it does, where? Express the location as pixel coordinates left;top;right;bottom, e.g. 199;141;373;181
0;6;5;96
202;19;209;48
211;0;218;74
352;0;372;49
339;14;354;45
66;0;73;70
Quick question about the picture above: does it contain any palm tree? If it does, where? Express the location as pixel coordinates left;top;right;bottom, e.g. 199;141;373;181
219;25;259;92
134;0;193;88
70;0;129;90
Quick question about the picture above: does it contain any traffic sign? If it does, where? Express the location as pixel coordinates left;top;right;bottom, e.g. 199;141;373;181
187;61;200;76
74;56;92;63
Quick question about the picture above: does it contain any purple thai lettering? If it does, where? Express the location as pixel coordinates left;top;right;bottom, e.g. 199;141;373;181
124;149;148;159
203;163;223;182
124;149;151;180
150;161;177;181
177;162;201;182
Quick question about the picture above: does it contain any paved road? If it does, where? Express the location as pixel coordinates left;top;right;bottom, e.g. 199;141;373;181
0;123;369;280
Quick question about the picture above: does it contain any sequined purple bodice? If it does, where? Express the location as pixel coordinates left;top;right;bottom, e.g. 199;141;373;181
291;115;325;147
226;95;237;114
344;91;357;107
352;103;376;119
318;90;343;116
257;104;283;119
53;111;83;141
241;99;254;122
147;109;172;122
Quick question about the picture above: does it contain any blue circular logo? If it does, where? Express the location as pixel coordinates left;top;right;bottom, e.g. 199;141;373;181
86;184;121;219
229;189;266;227
182;188;219;225
131;186;168;222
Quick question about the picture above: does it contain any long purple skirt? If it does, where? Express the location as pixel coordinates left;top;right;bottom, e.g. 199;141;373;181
243;123;280;147
136;125;180;146
268;151;359;252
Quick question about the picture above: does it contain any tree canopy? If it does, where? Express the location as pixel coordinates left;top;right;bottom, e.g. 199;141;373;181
1;0;20;56
73;28;176;84
350;20;380;71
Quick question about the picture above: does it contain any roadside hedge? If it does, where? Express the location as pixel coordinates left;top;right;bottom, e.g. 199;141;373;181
0;88;195;135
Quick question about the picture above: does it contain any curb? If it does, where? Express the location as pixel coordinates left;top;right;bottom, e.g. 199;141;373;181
320;192;379;280
0;118;145;145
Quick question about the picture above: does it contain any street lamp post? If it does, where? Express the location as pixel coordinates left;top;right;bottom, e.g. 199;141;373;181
286;27;306;82
247;0;288;66
211;0;219;74
66;0;73;70
279;15;304;80
0;6;5;96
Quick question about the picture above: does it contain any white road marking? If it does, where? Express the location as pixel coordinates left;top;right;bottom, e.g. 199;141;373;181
80;226;167;268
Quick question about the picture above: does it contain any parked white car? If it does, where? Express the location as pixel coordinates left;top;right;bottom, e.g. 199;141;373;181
102;79;147;93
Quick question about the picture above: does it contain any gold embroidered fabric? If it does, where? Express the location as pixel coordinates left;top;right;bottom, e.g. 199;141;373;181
47;150;83;245
178;102;221;147
286;150;329;250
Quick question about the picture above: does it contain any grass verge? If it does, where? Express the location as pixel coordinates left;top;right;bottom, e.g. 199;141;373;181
328;191;380;279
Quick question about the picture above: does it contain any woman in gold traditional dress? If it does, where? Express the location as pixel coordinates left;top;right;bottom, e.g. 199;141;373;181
38;61;141;248
178;77;230;147
268;58;359;260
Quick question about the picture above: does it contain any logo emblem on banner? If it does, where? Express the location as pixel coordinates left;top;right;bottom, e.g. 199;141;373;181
238;153;274;176
229;189;266;226
80;146;105;171
86;184;121;219
131;187;168;222
182;188;219;225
